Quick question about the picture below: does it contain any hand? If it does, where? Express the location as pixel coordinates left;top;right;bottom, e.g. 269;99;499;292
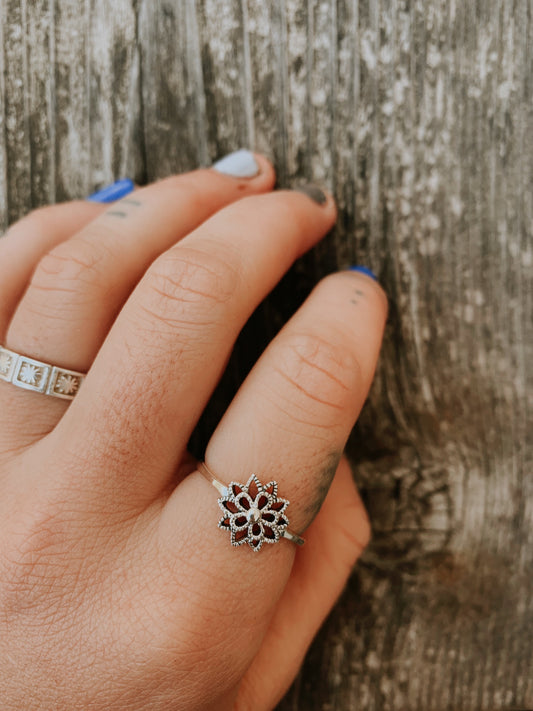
0;152;387;710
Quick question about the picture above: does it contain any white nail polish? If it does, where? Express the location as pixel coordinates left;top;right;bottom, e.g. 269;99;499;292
212;149;260;178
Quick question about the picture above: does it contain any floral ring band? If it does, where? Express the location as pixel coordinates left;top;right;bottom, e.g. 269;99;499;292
0;345;86;400
198;462;305;552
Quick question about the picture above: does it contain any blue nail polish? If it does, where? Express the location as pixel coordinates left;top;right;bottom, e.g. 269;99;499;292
87;178;135;203
349;265;379;281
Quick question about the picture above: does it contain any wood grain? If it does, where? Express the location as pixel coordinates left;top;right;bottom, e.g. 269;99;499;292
1;0;531;709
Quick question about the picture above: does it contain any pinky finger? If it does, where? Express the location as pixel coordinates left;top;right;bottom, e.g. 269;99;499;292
0;200;106;337
235;456;370;711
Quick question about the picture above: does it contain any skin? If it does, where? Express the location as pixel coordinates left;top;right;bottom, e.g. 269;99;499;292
0;154;387;710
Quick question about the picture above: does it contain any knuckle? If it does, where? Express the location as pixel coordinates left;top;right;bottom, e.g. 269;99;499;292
32;233;110;295
274;330;363;414
140;246;241;327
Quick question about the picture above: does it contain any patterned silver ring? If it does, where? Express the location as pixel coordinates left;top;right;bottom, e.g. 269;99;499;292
198;462;305;552
0;345;86;400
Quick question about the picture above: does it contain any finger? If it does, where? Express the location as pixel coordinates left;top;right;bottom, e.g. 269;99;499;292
0;201;106;336
202;268;387;532
157;269;386;656
236;457;370;711
0;179;136;335
49;187;336;506
1;153;274;443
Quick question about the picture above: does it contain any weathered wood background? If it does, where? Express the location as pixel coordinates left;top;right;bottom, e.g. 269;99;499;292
1;0;532;709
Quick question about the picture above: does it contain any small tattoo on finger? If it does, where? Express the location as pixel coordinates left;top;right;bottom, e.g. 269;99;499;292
303;451;343;527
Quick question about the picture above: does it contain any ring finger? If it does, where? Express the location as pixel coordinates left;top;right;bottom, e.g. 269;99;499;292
158;268;387;665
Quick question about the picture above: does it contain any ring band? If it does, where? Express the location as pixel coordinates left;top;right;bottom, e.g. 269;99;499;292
0;345;86;401
198;462;305;552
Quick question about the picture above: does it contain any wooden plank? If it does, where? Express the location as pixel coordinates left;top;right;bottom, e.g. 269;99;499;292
88;0;141;187
0;0;8;232
276;0;533;708
2;0;32;223
138;0;210;178
195;0;253;159
52;0;91;200
26;0;56;207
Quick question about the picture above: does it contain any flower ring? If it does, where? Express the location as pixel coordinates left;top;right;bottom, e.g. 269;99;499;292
198;463;305;551
218;475;289;551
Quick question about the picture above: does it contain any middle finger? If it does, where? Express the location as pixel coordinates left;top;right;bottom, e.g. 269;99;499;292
48;187;337;508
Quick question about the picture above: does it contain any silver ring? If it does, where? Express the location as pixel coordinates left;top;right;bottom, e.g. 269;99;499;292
0;345;86;400
198;462;305;552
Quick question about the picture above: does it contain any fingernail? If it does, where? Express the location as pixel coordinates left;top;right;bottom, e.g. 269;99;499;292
294;184;328;205
212;149;260;178
87;178;135;203
349;265;379;282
